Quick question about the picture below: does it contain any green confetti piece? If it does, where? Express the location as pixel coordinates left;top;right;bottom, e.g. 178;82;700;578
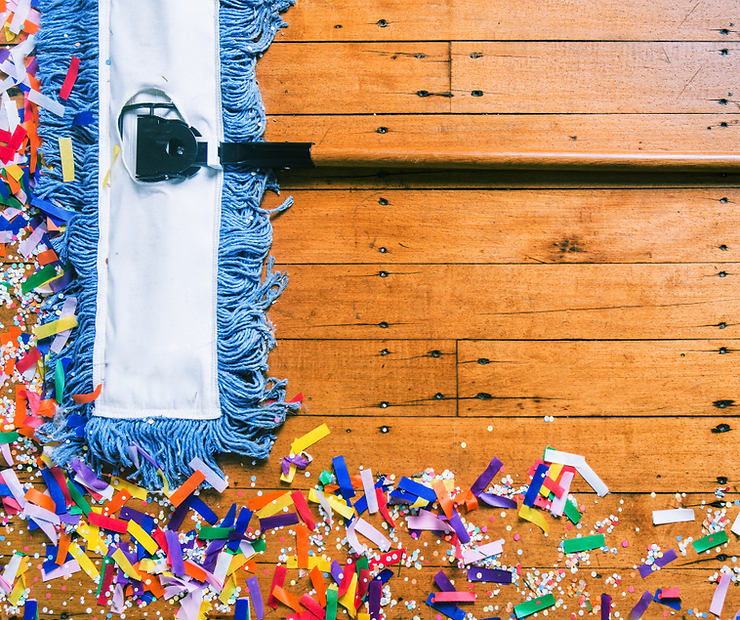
326;586;338;620
319;470;333;486
55;359;65;404
356;556;369;572
563;499;581;524
692;530;728;553
21;264;58;294
197;527;232;540
66;479;91;516
563;534;605;554
95;557;114;596
251;538;266;552
0;431;18;443
515;594;557;618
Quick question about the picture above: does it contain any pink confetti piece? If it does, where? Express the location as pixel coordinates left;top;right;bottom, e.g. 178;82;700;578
710;573;731;617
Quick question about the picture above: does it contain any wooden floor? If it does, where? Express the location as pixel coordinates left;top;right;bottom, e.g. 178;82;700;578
3;0;740;619
258;0;740;617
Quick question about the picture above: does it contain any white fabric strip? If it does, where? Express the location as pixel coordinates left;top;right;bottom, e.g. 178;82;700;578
94;0;223;420
652;508;695;525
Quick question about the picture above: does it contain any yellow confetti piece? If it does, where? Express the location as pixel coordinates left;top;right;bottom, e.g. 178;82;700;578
227;553;247;576
69;542;100;580
218;573;238;605
127;520;159;555
327;495;355;520
111;477;148;501
58;137;74;183
443;479;455;491
519;504;549;534
103;145;121;187
338;572;358;618
256;491;293;518
540;463;563;498
5;165;23;181
358;614;371;620
112;548;141;580
280;463;297;484
156;470;171;497
76;520;106;554
33;315;77;340
290;423;330;455
8;578;23;605
198;599;212;620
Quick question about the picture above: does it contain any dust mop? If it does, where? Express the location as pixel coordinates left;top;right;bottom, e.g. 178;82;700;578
33;0;298;489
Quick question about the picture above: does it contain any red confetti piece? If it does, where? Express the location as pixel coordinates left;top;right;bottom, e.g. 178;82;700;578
59;57;80;100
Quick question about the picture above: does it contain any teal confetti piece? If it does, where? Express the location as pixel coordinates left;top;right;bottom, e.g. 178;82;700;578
55;359;65;404
692;530;728;553
515;594;557;618
563;534;605;554
563;499;582;524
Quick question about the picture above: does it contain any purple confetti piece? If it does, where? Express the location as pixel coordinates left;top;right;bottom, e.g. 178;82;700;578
246;576;264;620
470;457;503;497
58;513;80;525
167;499;190;532
119;507;146;525
478;493;517;509
466;567;513;584
448;510;470;544
68;458;108;491
434;570;457;592
369;579;382;620
602;593;612;619
330;560;343;585
628;591;653;620
131;442;164;471
165;530;185;577
638;548;677;578
49;268;75;293
259;513;300;531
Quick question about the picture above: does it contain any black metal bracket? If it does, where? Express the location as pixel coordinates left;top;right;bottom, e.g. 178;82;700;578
126;106;314;182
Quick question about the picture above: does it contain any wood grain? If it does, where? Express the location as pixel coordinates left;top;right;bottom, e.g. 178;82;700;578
458;340;740;417
270;263;738;340
267;188;740;264
259;42;451;114
269;339;457;415
232;414;738;494
276;0;740;42
452;42;740;114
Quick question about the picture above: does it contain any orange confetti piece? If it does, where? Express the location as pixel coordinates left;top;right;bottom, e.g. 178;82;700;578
56;529;70;566
310;565;326;607
37;248;59;265
169;470;206;507
14;385;26;429
296;524;309;569
37;399;56;418
432;480;453;519
103;490;131;515
71;384;102;405
244;559;257;573
24;488;55;513
183;560;208;583
272;585;302;612
141;573;165;598
0;243;5;258
247;489;288;511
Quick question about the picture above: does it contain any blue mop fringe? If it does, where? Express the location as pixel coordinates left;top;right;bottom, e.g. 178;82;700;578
36;0;298;490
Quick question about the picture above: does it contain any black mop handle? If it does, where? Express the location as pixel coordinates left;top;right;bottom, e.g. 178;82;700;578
220;141;740;171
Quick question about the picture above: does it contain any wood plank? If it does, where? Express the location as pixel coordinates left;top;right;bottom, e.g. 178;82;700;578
458;340;740;417
270;263;738;340
269;339;457;415
227;414;739;494
267;188;740;264
277;0;740;43
264;114;740;154
452;42;740;114
259;42;451;114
